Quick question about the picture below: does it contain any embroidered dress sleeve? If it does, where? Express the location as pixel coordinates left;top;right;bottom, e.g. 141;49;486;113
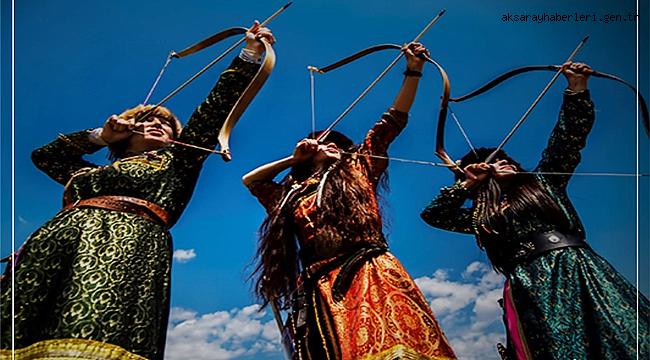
358;108;408;183
535;89;595;189
173;56;260;164
420;181;474;234
248;180;288;213
31;130;104;185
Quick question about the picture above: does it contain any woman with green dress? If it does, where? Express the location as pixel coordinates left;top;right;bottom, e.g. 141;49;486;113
421;62;649;360
0;23;275;360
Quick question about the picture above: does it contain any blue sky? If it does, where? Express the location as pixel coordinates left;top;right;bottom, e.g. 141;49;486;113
2;1;648;359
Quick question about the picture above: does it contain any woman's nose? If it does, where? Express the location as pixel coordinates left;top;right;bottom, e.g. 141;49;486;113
144;117;162;127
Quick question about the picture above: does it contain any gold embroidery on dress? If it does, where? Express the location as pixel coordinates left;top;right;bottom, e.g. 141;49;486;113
114;152;170;171
0;338;147;360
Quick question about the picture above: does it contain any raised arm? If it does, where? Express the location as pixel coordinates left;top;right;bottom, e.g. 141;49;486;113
31;130;106;185
242;139;319;211
421;180;475;234
360;42;427;181
536;62;595;189
175;23;274;163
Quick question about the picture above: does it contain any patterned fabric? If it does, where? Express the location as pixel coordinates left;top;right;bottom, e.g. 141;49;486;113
421;90;649;359
510;247;649;360
0;57;259;360
250;109;456;360
364;344;449;360
313;253;456;360
0;338;147;360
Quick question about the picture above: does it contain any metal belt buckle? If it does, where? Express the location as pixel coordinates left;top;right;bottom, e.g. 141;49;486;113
293;283;308;328
546;231;562;244
296;307;307;328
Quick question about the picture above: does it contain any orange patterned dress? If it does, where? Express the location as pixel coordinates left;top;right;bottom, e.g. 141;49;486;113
250;109;456;360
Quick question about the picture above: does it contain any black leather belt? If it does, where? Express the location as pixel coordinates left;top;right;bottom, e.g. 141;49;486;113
502;230;588;270
302;243;388;300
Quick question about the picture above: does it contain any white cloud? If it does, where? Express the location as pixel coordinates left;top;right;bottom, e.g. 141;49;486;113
415;261;506;360
166;261;507;360
169;307;197;322
173;249;197;263
165;305;281;360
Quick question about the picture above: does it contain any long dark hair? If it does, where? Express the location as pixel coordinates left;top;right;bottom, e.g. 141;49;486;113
457;148;570;261
252;131;386;308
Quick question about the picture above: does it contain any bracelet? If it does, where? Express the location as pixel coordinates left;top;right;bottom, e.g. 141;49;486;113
239;47;263;64
88;127;108;146
403;69;423;78
564;88;587;96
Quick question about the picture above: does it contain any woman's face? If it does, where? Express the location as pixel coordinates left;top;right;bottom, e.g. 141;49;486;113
491;159;519;184
127;115;175;153
312;141;342;165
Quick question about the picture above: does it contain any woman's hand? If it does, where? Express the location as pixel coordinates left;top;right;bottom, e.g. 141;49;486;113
403;42;428;72
462;162;491;189
292;138;319;164
101;115;134;144
244;21;276;58
562;62;593;92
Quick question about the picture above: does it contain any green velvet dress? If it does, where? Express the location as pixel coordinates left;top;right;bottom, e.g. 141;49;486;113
421;90;649;359
0;57;259;360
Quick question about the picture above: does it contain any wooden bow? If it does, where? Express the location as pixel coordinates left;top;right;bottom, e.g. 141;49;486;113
308;42;458;174
308;9;446;141
435;36;649;173
450;65;650;134
139;2;290;161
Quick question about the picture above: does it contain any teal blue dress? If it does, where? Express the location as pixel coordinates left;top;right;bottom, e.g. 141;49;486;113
421;90;649;359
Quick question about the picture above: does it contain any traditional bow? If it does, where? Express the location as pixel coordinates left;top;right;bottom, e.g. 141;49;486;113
139;2;291;161
309;43;454;173
435;36;650;174
308;9;446;142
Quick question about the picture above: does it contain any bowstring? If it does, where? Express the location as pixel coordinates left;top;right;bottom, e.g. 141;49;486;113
340;151;452;167
309;67;316;135
507;171;647;177
130;130;227;155
485;36;589;163
448;104;478;157
340;152;646;177
143;52;174;105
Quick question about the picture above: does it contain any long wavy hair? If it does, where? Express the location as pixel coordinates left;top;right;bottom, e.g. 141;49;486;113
252;131;387;308
457;148;570;266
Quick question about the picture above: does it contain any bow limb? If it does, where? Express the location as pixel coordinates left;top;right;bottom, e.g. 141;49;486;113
313;9;446;140
314;44;406;140
218;37;276;161
309;7;446;75
450;65;649;135
309;44;402;74
424;55;463;175
171;1;291;58
591;70;650;135
171;27;249;58
141;1;291;120
308;45;462;172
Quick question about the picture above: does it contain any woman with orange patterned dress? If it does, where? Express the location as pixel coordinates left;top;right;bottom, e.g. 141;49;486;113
243;42;456;360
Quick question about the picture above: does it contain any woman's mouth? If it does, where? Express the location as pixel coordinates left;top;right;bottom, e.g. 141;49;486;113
148;129;165;137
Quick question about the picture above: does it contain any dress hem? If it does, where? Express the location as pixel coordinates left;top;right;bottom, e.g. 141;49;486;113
0;338;147;360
